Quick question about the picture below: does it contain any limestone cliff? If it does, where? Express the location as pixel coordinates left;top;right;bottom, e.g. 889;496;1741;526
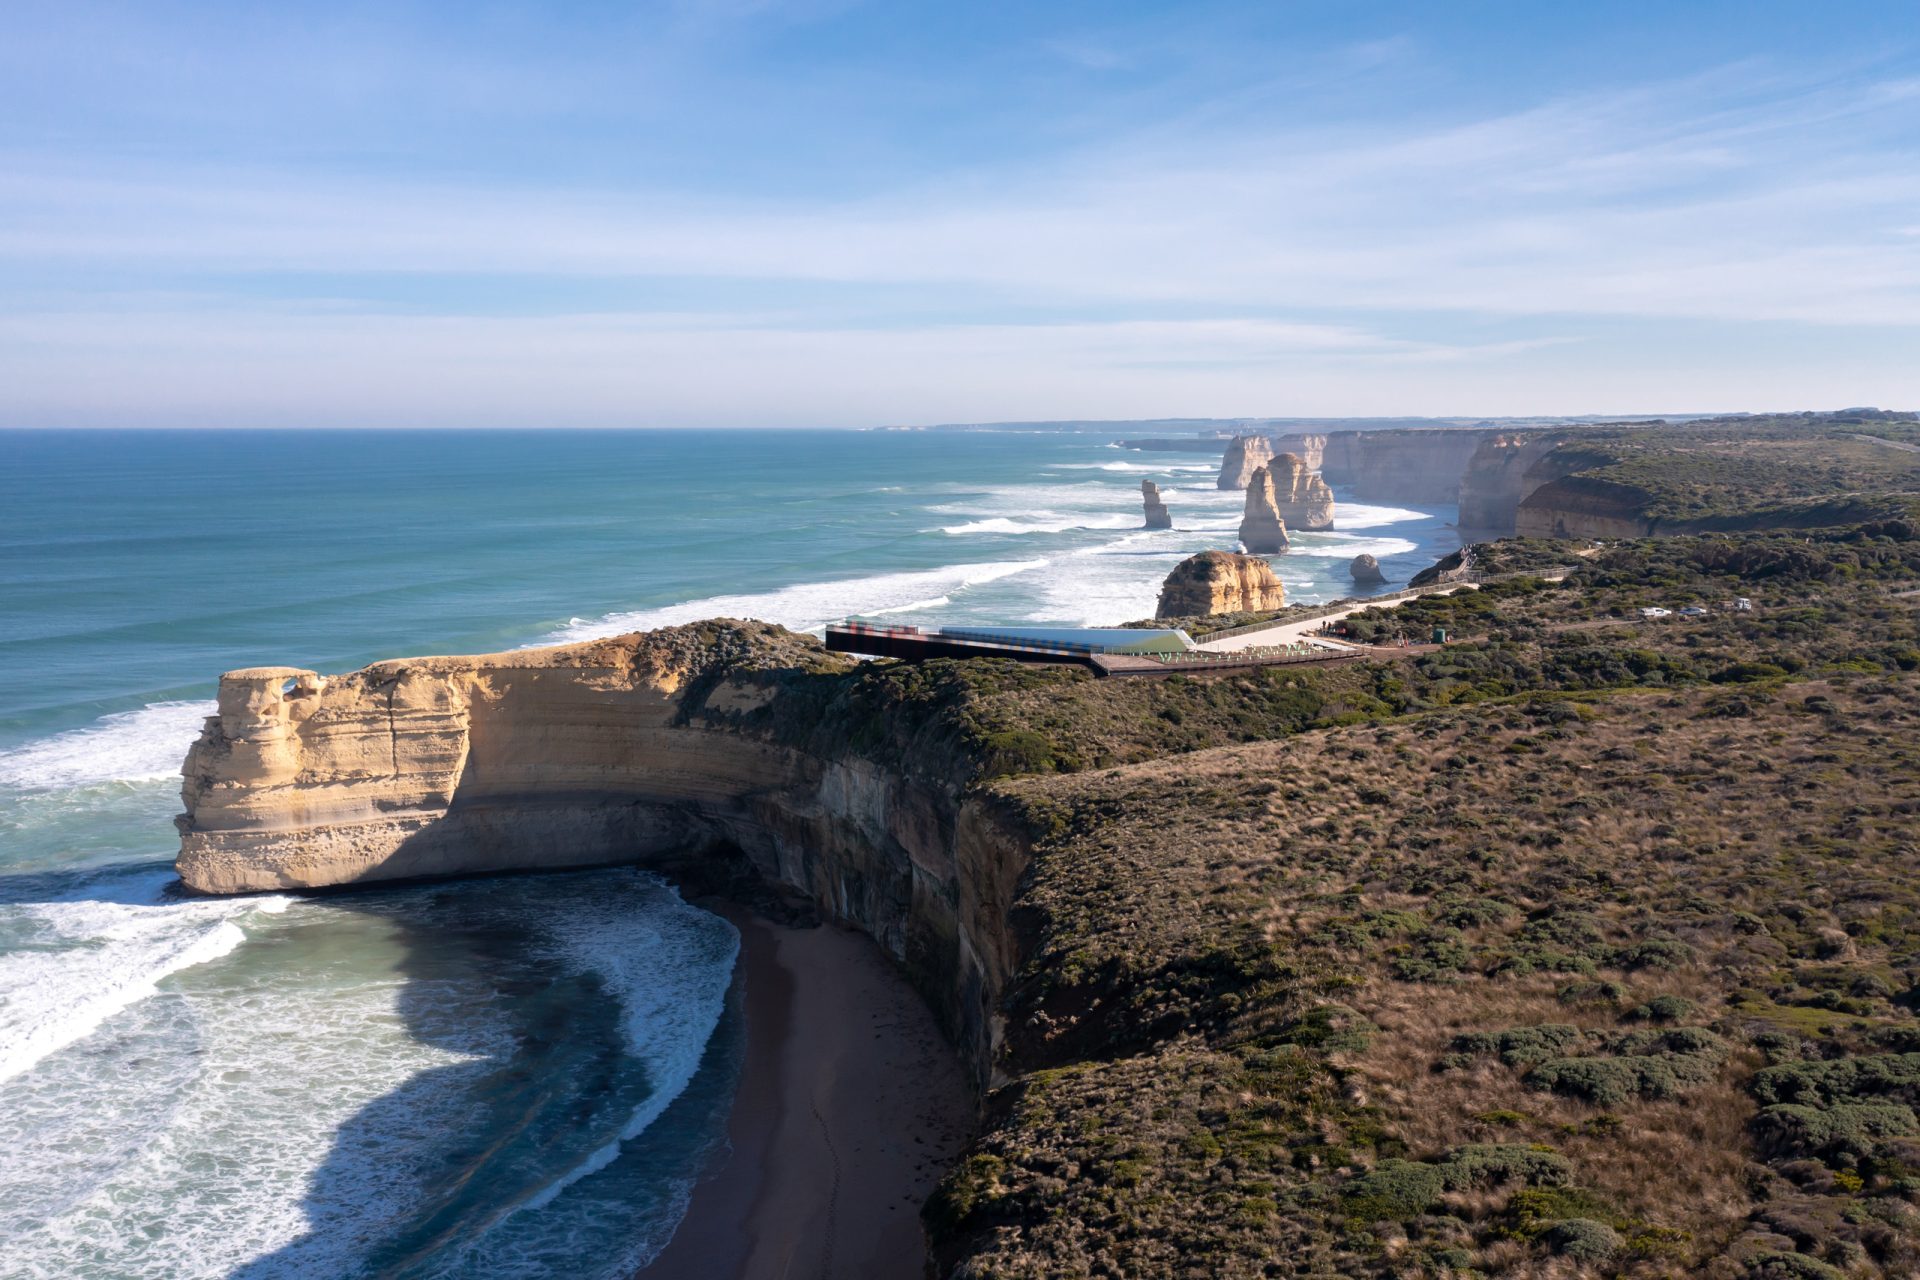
1268;432;1328;473
1456;433;1582;533
1154;551;1285;618
1268;452;1335;530
1515;475;1661;539
1216;433;1274;490
1140;480;1172;530
1283;429;1492;504
1349;554;1386;585
1237;466;1290;553
175;622;1030;1086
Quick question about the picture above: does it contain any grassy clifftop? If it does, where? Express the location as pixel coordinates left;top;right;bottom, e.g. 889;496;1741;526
854;524;1920;1279
1517;414;1920;533
677;523;1920;1276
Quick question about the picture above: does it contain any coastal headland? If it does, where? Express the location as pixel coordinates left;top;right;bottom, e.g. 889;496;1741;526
175;412;1920;1277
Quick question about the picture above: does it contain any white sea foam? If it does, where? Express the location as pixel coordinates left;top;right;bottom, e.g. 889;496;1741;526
0;868;291;1086
0;700;215;791
539;559;1046;644
517;879;738;1218
939;513;1139;536
866;594;950;616
1333;502;1432;530
1284;534;1421;560
1055;462;1216;474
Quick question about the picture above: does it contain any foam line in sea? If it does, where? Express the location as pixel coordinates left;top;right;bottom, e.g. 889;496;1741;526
0;700;215;791
538;558;1048;644
0;867;292;1085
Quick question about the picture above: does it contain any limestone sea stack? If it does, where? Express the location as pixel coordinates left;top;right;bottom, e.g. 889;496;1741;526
1141;480;1172;529
1237;465;1290;553
1216;433;1274;489
1268;452;1335;530
1155;550;1285;619
1350;553;1387;584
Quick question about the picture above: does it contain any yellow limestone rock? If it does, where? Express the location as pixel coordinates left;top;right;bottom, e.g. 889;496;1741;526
1155;551;1286;618
1141;479;1172;529
1216;433;1275;489
1268;452;1335;531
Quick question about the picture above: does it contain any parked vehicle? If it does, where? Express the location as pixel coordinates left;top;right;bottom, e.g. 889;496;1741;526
1679;606;1709;617
1639;607;1672;618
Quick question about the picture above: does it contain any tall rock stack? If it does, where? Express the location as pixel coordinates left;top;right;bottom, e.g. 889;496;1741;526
1155;550;1286;618
1268;452;1336;530
1238;466;1290;553
1141;479;1172;529
1216;433;1275;489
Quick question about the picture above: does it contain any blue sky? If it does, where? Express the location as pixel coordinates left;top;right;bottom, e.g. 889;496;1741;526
3;0;1917;426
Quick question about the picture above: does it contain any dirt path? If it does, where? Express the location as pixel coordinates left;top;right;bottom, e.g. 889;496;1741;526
1195;584;1477;653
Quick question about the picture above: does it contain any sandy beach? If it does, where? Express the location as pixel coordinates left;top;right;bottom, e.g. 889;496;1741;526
642;908;975;1280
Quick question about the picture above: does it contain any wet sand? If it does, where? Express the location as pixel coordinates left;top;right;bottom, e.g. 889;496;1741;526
642;908;974;1279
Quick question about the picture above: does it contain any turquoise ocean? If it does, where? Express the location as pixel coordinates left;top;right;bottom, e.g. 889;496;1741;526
0;427;1458;1278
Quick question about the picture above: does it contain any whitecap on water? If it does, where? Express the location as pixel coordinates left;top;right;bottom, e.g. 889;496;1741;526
538;558;1047;644
0;701;214;791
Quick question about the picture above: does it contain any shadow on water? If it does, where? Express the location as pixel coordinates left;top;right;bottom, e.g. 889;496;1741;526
224;869;744;1280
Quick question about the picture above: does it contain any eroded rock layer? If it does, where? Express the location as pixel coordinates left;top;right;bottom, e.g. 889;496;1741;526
1155;550;1285;618
1268;452;1335;530
1238;465;1290;553
175;622;1029;1084
1141;479;1172;529
1216;433;1274;490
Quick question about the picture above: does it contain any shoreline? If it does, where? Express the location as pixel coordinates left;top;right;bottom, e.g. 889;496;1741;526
641;905;974;1279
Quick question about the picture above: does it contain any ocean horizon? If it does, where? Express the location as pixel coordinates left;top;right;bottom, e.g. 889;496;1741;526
0;426;1460;1278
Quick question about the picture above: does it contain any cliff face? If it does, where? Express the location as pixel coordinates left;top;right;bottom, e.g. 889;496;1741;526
175;623;1029;1085
1237;466;1290;553
1216;434;1274;490
1456;433;1565;532
1155;550;1285;618
1268;452;1335;530
1140;480;1172;529
1268;432;1328;472
1515;475;1660;539
1274;429;1491;504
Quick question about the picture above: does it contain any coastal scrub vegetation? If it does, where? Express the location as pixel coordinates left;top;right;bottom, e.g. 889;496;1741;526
682;517;1920;1276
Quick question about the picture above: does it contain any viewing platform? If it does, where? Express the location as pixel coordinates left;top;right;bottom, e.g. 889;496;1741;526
824;620;1365;679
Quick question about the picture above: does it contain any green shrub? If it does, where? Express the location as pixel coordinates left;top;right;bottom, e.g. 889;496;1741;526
1544;1217;1622;1261
1341;1160;1447;1220
1452;1024;1583;1068
1745;1251;1848;1280
1628;994;1699;1023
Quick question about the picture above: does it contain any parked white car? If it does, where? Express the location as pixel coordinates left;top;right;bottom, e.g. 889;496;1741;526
1679;606;1709;617
1639;607;1672;618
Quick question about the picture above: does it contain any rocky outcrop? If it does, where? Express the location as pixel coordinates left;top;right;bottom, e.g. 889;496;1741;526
175;622;1030;1087
1269;432;1329;473
1349;554;1386;585
1141;480;1172;529
1237;466;1290;553
1268;453;1335;530
1154;551;1285;619
1216;434;1275;490
1408;545;1476;587
1457;433;1584;532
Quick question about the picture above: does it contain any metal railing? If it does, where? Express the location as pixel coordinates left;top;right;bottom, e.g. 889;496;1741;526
1187;565;1576;643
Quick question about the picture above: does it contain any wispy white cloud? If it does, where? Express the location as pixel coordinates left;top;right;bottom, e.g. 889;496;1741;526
1;48;1917;423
